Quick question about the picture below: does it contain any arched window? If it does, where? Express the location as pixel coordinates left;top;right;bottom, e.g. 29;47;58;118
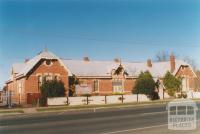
112;79;123;93
38;75;42;91
93;80;99;92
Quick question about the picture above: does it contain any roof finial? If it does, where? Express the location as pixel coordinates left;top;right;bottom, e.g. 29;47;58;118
44;45;48;52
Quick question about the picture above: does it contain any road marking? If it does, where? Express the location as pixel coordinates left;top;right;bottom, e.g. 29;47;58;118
141;111;167;115
100;124;167;134
100;119;200;134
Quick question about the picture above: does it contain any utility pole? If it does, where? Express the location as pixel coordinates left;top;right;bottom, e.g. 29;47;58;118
8;90;12;108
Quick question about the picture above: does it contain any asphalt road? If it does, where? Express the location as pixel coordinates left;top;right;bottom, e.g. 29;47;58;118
0;104;200;134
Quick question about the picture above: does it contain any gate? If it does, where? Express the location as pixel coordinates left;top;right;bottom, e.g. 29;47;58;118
27;93;40;104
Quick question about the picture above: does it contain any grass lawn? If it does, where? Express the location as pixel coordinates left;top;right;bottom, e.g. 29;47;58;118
0;109;24;114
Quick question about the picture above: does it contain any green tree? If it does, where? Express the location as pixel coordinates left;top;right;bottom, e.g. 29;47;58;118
163;71;182;96
40;80;66;106
133;71;156;97
69;75;79;96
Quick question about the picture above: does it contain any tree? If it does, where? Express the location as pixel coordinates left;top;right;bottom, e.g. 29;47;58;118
69;75;79;96
40;80;66;106
183;56;198;71
155;51;170;62
133;71;156;99
163;71;182;96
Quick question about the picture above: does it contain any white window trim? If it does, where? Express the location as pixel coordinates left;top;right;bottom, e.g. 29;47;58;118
112;79;124;93
93;80;99;93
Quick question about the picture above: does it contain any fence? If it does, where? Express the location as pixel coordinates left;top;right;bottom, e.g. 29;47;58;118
2;92;8;105
187;91;200;99
47;94;149;106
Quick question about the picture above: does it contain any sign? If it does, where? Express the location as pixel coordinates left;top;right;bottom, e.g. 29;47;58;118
167;99;198;130
75;85;92;95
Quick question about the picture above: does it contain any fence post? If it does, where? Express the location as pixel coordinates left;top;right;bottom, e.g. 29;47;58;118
67;96;69;105
19;93;20;105
86;95;89;105
163;89;165;99
8;91;12;108
121;94;124;103
105;95;107;104
137;93;139;102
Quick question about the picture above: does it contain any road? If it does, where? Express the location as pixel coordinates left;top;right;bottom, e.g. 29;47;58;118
0;104;200;134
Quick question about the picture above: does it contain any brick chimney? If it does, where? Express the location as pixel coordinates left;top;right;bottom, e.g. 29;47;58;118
114;58;120;63
147;59;152;67
83;57;90;62
24;59;29;63
170;54;175;72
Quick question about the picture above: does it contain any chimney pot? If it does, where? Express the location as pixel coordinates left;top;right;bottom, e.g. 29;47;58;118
25;59;29;63
114;58;120;63
147;59;152;67
83;57;90;62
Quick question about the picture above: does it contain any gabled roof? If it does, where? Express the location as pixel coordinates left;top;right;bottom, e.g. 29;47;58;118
62;60;119;77
15;50;61;78
12;63;26;74
62;59;189;78
6;50;192;83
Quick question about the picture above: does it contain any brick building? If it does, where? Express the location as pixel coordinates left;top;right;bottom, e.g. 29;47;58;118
5;50;197;105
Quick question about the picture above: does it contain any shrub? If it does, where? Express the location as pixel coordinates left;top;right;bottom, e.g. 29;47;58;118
151;92;160;100
133;71;159;100
40;80;66;106
177;92;187;98
133;71;155;95
69;75;79;96
182;93;187;98
81;94;91;97
112;92;124;95
163;71;182;97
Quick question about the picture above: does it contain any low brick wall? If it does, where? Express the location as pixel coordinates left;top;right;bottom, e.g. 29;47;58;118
47;94;150;106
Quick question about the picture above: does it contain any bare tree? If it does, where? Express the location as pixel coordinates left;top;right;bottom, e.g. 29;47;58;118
155;51;170;62
183;56;198;71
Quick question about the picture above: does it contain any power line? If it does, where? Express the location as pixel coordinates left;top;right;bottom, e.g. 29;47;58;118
8;30;200;48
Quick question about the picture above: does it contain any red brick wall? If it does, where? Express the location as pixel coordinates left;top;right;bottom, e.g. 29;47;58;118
176;66;196;77
7;80;20;104
24;59;69;104
77;78;136;95
77;78;113;95
99;79;113;94
124;79;136;93
176;66;197;90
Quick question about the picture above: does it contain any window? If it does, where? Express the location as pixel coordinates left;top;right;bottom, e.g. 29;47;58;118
53;75;60;81
18;82;22;94
112;79;123;93
45;60;52;66
54;75;58;80
43;75;52;81
46;75;52;81
38;76;42;90
93;80;99;92
80;80;88;87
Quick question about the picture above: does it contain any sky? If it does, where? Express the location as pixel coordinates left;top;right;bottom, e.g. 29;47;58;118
0;0;200;88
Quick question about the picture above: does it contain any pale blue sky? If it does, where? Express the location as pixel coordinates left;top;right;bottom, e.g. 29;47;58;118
0;0;200;88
